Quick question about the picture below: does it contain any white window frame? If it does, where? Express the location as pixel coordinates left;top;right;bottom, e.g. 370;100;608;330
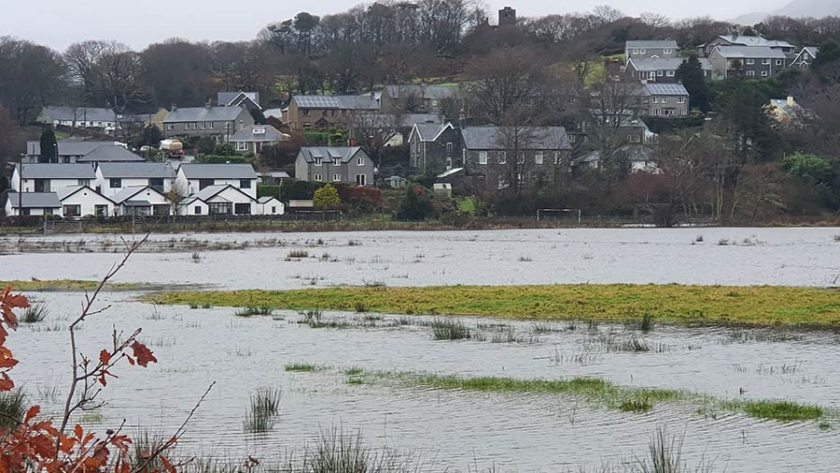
554;152;563;165
746;59;755;65
236;142;248;151
663;48;673;55
357;157;365;166
479;151;488;165
775;59;783;65
535;152;544;165
313;173;323;182
762;58;771;65
677;96;686;104
333;173;341;182
498;151;507;165
761;70;768;77
314;158;323;166
746;70;756;77
666;70;675;77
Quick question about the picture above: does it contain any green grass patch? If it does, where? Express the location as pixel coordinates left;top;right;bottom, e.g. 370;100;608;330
284;362;324;372
3;280;201;292
144;284;840;329
348;370;830;424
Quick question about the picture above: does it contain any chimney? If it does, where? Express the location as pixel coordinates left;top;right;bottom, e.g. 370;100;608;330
205;98;213;109
171;103;177;111
786;96;795;107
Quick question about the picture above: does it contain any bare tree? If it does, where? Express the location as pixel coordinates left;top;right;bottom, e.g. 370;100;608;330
350;109;405;169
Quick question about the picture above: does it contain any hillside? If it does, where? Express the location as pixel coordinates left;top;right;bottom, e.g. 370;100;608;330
735;0;840;24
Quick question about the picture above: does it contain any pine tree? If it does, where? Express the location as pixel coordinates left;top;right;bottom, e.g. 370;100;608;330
676;55;711;113
39;127;58;163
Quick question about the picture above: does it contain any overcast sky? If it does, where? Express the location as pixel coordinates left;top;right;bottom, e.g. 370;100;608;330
2;0;791;51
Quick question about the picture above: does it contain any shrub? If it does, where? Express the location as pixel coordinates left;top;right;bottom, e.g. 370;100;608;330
396;185;434;221
313;184;342;209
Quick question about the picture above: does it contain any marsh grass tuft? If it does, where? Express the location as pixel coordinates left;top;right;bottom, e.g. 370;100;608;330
287;250;309;260
0;390;27;431
740;400;823;422
244;387;282;433
285;363;323;372
22;303;49;323
235;306;274;317
430;318;472;340
620;398;653;413
638;314;655;333
354;302;369;313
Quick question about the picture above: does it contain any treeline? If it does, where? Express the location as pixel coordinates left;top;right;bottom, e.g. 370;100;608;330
3;2;840;123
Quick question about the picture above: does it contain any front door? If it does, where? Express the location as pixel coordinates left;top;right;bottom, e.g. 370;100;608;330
355;174;366;186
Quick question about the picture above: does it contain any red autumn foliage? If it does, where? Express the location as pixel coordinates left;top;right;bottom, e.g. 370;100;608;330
0;285;176;473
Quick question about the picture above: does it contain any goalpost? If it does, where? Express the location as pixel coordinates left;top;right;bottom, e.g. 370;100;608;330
536;208;582;223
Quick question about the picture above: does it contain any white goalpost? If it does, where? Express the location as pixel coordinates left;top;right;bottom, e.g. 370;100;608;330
536;208;582;223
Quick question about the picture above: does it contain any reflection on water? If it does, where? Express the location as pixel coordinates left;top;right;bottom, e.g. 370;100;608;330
12;294;840;472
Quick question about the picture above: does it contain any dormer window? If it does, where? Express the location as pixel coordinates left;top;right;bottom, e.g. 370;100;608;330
314;158;323;166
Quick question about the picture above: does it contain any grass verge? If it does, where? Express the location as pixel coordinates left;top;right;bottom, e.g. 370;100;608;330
144;284;840;329
3;280;205;292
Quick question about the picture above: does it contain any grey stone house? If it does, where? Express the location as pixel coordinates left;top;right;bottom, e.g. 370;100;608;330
460;126;573;192
708;46;789;79
217;91;261;111
702;35;796;58
626;57;712;83
295;147;374;186
790;47;819;68
638;83;690;117
407;122;460;175
625;40;679;62
163;105;255;141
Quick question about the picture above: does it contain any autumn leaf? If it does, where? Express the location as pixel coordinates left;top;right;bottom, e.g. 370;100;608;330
99;350;111;365
130;342;157;367
24;406;40;423
0;373;14;391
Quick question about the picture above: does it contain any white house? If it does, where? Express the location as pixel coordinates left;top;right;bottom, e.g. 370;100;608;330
12;164;97;193
95;162;176;197
175;164;258;199
180;185;257;216
37;107;117;133
56;186;115;219
5;192;62;217
257;196;285;216
111;186;172;217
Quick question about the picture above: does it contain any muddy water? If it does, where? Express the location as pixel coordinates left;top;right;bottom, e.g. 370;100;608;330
13;292;840;472
2;227;840;289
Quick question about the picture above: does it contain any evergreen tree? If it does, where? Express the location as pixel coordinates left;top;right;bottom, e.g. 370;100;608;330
396;185;433;221
313;184;341;209
676;55;711;112
39;127;58;163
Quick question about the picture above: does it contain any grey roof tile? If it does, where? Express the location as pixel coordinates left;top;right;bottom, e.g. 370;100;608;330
6;192;61;208
178;164;257;179
164;106;245;123
713;45;788;59
298;147;365;164
77;145;145;163
230;125;289;143
18;163;96;179
38;106;116;123
97;162;175;178
626;40;678;49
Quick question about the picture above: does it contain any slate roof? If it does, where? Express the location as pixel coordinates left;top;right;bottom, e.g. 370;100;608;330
230;125;289;143
258;196;282;204
412;123;454;142
713;46;788;59
6;192;62;208
190;185;254;202
460;126;572;151
297;147;366;164
293;95;380;110
644;83;689;96
26;140;123;157
112;186;167;204
178;164;258;179
401;114;443;127
626;40;678;50
717;35;795;49
18;164;96;179
629;57;712;71
56;186;113;203
38;106;116;123
97;162;175;179
384;85;459;100
218;91;260;107
164;106;245;123
77;145;145;163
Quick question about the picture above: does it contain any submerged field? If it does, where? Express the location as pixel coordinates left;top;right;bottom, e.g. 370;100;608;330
146;284;840;329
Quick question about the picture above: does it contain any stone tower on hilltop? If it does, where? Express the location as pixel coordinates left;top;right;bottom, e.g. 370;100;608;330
499;6;517;26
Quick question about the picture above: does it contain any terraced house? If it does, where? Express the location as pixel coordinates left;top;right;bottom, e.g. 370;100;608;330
624;40;679;61
163;105;254;141
294;147;374;186
708;46;789;79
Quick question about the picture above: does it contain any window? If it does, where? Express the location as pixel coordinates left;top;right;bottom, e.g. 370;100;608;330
479;151;488;165
110;178;121;188
776;59;783;65
314;158;323;166
21;209;30;216
63;157;71;163
166;124;174;131
149;178;164;191
333;174;341;182
746;70;756;77
234;203;251;215
357;157;365;166
209;202;232;215
236;142;247;151
497;175;506;189
663;48;673;54
535;152;544;165
199;179;214;190
762;58;770;65
498;152;507;165
63;205;81;218
78;179;90;186
446;142;453;154
639;49;646;54
355;174;366;186
632;49;640;54
666;70;675;77
271;206;277;214
761;70;768;77
194;206;202;215
240;179;252;189
661;97;668;104
94;205;108;217
678;97;686;104
200;122;206;129
653;96;659;103
209;122;215;129
517;152;525;164
554;152;563;165
746;59;755;65
313;173;323;182
657;70;664;76
303;109;311;116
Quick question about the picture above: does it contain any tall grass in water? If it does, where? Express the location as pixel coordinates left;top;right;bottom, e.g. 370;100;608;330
244;387;282;433
633;427;715;473
22;303;49;323
430;318;471;340
126;431;168;471
295;428;418;473
0;390;27;431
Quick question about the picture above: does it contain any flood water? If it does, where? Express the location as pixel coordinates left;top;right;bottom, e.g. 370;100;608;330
6;227;840;471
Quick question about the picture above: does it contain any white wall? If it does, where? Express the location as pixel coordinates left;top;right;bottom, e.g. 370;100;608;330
181;199;209;216
257;199;285;216
205;187;258;215
60;189;115;218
